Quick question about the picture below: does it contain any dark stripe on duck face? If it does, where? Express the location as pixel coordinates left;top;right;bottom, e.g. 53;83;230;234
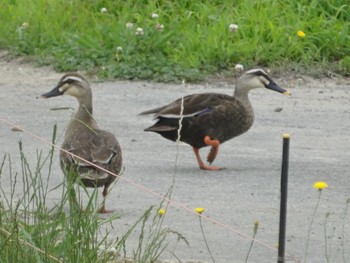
60;75;85;87
245;69;273;82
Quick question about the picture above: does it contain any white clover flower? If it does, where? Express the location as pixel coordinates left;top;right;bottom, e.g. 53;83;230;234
100;7;107;13
234;64;244;72
155;23;164;32
126;22;134;29
116;46;123;52
21;22;29;30
151;13;159;19
229;24;238;32
135;27;144;35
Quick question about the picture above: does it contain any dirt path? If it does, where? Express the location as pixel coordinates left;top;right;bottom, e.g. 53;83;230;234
1;52;349;262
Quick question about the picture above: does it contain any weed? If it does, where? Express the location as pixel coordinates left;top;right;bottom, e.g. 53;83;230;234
0;127;120;262
304;181;329;262
0;124;188;262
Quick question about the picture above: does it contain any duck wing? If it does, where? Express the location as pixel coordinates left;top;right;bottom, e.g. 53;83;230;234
60;129;122;187
140;93;230;118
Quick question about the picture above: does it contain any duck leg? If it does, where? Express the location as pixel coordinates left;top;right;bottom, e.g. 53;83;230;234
98;185;112;213
204;136;220;164
193;147;222;171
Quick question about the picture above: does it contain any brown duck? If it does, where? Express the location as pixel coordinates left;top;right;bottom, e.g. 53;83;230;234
140;69;290;170
40;73;122;213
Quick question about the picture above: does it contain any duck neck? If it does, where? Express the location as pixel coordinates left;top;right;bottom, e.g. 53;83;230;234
71;96;97;129
234;89;252;109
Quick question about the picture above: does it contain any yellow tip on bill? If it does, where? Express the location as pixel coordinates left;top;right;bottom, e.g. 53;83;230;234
283;134;290;139
283;90;291;96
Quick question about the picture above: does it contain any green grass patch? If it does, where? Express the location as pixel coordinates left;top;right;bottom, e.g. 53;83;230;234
0;0;349;81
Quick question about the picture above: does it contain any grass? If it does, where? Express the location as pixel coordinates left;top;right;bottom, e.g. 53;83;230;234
0;0;349;81
0;126;181;262
0;126;108;262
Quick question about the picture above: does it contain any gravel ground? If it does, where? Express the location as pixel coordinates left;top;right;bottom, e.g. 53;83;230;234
0;53;349;263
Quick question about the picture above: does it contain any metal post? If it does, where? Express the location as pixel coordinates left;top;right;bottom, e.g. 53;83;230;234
278;134;290;263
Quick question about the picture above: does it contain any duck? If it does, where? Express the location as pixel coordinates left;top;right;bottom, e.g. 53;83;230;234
40;73;123;213
140;69;290;170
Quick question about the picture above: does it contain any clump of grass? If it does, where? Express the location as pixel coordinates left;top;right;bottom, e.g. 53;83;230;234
0;0;349;81
0;127;120;262
0;125;186;262
339;56;350;75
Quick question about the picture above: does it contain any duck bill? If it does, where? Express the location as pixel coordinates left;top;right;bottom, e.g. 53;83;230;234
265;81;291;95
40;86;64;98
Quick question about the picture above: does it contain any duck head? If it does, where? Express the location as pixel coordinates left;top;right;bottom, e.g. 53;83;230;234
235;69;290;96
40;73;91;99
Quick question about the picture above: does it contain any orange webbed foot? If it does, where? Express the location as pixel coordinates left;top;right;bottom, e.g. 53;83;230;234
193;143;224;171
207;146;218;164
204;136;220;164
199;164;225;171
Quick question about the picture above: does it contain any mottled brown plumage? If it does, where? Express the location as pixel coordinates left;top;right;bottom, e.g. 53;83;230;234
40;73;122;212
140;69;289;170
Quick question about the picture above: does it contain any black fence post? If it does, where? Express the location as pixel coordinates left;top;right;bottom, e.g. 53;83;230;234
278;134;290;263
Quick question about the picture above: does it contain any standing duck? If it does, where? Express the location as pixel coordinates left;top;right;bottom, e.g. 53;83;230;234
140;69;290;170
40;73;122;213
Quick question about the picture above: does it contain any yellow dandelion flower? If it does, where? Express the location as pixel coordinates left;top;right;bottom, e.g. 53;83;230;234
313;181;328;190
297;30;306;38
195;207;205;214
158;208;166;216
